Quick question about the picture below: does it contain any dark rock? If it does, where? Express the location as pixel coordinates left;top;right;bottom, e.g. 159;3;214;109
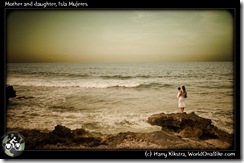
18;129;49;149
6;85;16;104
71;128;103;147
203;125;233;144
8;119;232;150
72;128;88;136
179;127;203;138
6;85;16;98
147;112;233;144
17;125;104;149
51;125;73;138
8;112;233;150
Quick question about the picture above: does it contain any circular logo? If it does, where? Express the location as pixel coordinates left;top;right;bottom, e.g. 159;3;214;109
2;132;25;157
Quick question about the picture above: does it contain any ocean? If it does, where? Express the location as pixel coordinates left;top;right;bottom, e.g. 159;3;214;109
6;62;234;134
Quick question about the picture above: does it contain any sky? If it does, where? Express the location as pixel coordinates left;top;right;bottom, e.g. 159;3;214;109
7;10;233;63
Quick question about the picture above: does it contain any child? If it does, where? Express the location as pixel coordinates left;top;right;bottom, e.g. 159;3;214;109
177;87;181;98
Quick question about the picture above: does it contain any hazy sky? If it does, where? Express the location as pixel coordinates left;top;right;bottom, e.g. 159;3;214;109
7;10;233;63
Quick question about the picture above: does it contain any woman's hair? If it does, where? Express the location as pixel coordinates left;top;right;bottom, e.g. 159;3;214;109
182;86;186;91
178;87;181;90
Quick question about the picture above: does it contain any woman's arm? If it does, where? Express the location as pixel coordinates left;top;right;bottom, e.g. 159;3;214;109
177;91;182;98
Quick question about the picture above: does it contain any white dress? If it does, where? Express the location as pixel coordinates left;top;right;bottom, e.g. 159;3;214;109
177;92;186;107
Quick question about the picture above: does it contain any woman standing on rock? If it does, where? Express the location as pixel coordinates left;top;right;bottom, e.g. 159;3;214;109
177;86;187;113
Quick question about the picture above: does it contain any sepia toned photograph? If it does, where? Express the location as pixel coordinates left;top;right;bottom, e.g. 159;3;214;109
5;9;236;155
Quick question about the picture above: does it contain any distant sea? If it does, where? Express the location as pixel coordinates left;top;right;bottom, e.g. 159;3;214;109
6;62;234;134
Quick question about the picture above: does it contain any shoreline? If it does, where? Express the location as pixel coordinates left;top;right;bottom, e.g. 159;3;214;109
7;81;234;135
7;112;233;150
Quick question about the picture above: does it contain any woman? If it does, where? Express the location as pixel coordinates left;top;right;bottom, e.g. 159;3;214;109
177;86;187;113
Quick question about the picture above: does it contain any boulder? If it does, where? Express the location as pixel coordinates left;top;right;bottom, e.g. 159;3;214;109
147;112;233;144
13;125;103;149
6;85;16;98
51;125;73;138
179;127;203;138
6;85;16;104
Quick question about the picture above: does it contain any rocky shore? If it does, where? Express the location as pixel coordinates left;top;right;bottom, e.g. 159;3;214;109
8;112;233;150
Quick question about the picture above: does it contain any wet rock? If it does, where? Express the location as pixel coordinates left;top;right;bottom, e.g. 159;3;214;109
6;85;16;98
179;127;203;138
16;129;49;149
6;85;16;104
72;128;88;136
9;125;103;149
7;112;233;150
147;112;233;144
51;125;73;138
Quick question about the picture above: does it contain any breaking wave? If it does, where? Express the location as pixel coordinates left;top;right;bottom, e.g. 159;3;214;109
109;83;173;89
8;76;172;89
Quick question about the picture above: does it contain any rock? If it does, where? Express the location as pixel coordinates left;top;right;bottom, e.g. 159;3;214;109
203;125;233;144
147;112;233;144
51;125;73;138
7;112;233;150
8;123;232;150
48;125;103;147
6;85;16;98
179;127;203;138
72;128;88;136
16;129;49;149
6;85;16;104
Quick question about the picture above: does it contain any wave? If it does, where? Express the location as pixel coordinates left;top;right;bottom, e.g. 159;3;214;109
16;96;35;100
27;72;91;78
101;75;133;80
10;71;164;80
203;84;233;89
108;83;172;89
9;78;172;89
101;75;152;80
136;83;172;89
66;74;90;78
8;74;172;89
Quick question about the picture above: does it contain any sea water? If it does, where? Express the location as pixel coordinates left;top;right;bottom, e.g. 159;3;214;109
6;62;234;134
